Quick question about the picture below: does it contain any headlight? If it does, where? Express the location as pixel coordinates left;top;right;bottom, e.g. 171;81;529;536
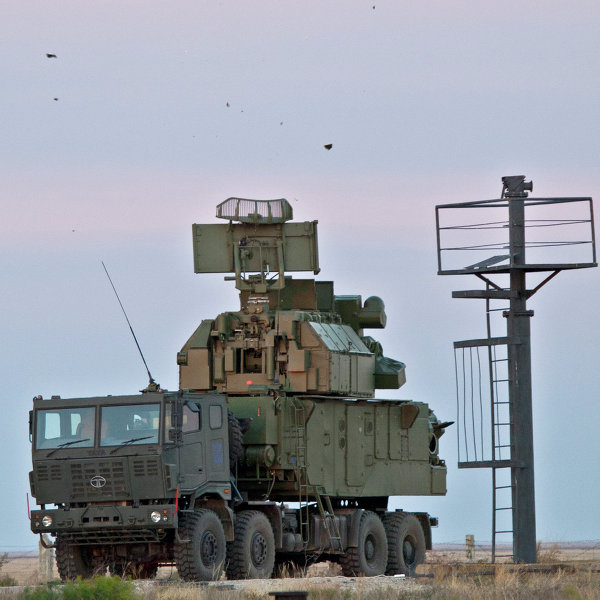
150;511;161;524
42;515;53;527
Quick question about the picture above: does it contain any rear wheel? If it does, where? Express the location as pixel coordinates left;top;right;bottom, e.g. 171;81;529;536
382;512;426;575
226;510;275;579
175;509;226;581
55;537;94;581
340;511;387;577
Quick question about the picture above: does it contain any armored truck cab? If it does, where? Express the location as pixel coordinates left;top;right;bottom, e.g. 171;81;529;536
30;198;448;581
30;391;233;577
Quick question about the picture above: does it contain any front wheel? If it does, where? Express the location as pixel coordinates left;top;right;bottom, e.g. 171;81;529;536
55;537;94;581
340;511;388;577
382;512;426;575
226;510;275;579
175;509;226;581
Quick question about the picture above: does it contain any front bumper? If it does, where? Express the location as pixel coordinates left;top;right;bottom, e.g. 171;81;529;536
31;504;177;545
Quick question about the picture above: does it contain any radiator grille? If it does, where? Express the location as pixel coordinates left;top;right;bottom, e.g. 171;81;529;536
132;458;160;478
36;463;63;482
70;460;127;500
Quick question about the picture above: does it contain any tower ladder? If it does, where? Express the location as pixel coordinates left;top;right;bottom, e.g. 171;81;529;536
487;294;514;563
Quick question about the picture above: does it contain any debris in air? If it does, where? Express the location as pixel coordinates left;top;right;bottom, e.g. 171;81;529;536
226;102;230;107
53;98;59;101
324;144;333;150
46;53;57;58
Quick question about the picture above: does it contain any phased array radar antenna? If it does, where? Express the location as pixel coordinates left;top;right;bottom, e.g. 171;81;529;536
193;197;319;293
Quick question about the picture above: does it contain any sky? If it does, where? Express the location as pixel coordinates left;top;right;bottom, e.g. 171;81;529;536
1;0;599;551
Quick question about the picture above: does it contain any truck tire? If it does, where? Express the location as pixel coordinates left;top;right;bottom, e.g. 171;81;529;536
55;538;94;581
226;510;275;579
382;512;426;575
340;511;388;577
228;410;244;469
175;509;226;581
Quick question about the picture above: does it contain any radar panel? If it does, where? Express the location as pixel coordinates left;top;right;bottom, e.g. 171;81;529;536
192;221;319;277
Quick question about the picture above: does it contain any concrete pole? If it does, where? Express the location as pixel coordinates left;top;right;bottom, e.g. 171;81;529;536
38;535;54;581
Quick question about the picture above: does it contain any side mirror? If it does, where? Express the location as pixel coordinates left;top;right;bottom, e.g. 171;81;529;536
168;429;182;444
167;401;183;445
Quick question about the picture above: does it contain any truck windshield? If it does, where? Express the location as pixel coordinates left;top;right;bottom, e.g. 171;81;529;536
100;404;160;447
35;407;95;449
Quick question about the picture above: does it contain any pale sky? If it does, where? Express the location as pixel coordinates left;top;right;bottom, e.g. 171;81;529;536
1;1;599;551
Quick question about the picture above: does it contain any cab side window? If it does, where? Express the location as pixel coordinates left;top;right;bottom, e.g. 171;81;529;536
209;405;223;430
183;404;201;433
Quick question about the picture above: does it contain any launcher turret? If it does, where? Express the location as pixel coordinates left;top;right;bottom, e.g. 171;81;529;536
178;198;405;396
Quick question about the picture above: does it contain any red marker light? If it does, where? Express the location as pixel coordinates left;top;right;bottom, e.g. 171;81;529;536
246;380;253;385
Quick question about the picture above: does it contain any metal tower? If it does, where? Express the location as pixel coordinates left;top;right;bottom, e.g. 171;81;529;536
435;175;596;563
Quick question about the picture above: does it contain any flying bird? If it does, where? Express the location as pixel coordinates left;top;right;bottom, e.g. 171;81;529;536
46;53;57;58
324;143;333;150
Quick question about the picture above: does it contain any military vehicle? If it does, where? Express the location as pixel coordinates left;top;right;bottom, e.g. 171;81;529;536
29;198;448;581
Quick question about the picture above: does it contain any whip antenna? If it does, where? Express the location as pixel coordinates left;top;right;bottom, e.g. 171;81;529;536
101;261;158;390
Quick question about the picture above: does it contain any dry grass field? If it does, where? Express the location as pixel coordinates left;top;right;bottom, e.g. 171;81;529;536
1;543;599;599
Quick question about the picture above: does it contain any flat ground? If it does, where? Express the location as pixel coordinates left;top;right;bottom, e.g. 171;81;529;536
2;543;600;586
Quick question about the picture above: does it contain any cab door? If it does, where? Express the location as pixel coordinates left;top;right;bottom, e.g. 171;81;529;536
202;396;230;485
179;402;206;489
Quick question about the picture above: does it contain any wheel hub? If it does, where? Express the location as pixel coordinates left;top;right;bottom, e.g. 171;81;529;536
364;534;375;562
201;531;218;564
250;532;267;566
403;536;416;565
